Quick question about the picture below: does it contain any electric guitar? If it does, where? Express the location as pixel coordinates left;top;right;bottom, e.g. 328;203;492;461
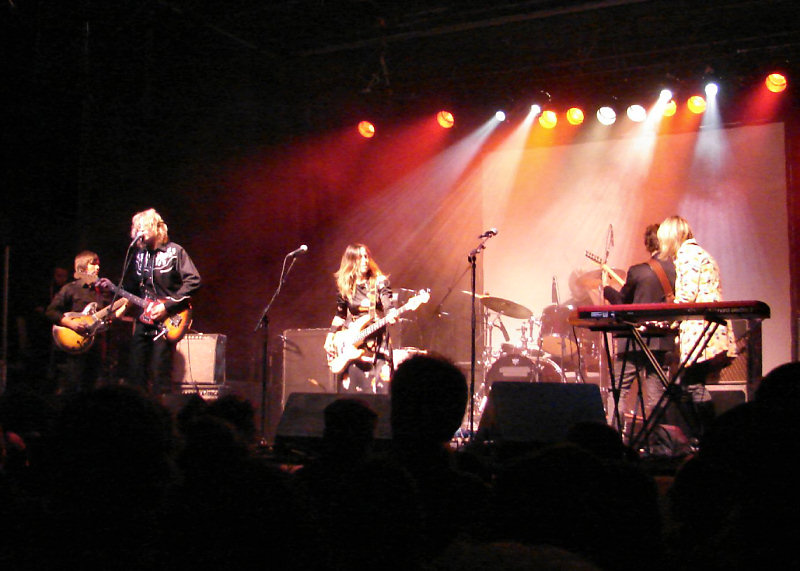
75;272;192;343
327;289;430;374
585;250;626;287
52;298;127;354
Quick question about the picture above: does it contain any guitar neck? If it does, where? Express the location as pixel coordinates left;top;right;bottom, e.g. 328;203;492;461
92;298;125;321
107;283;148;310
355;302;414;343
604;265;626;287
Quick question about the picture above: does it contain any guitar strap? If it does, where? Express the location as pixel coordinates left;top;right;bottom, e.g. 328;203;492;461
647;258;675;302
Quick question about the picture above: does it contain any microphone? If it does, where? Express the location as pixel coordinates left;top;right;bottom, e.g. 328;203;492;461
287;245;308;257
130;231;145;245
551;276;560;305
479;228;498;239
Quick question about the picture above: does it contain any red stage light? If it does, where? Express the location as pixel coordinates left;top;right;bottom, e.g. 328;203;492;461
357;120;376;138
436;110;455;128
765;73;787;93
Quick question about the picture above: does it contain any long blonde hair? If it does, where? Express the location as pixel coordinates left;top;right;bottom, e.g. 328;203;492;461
334;243;385;300
131;208;169;247
657;215;694;260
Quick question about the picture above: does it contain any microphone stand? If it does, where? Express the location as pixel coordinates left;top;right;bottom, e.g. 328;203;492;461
466;234;493;437
254;252;301;447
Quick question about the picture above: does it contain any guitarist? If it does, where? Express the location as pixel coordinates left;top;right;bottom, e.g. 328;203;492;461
45;251;127;393
102;208;201;397
602;224;677;427
324;244;396;394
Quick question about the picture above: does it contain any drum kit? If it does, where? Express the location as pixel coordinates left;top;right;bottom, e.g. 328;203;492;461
467;289;610;390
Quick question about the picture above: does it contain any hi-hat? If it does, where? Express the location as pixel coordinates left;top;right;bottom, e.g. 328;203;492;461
577;268;627;289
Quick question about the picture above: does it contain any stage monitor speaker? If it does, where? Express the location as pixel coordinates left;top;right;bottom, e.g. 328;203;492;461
274;393;392;456
477;382;606;445
281;328;336;409
171;333;226;385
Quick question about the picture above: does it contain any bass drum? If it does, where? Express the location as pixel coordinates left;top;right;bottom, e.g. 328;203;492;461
485;354;563;388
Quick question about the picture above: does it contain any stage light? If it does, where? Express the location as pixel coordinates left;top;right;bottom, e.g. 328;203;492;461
659;89;673;102
566;107;584;125
596;106;616;126
495;110;507;122
687;95;707;114
626;104;647;122
765;72;787;93
663;99;677;117
705;82;719;97
538;110;557;129
357;120;375;138
436;110;455;129
530;104;542;116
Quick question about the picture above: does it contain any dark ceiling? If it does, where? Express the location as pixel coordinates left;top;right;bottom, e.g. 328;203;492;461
6;0;799;131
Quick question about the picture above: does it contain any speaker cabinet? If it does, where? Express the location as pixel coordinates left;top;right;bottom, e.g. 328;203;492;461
477;382;606;445
274;393;392;455
281;328;336;409
707;383;748;416
171;333;226;387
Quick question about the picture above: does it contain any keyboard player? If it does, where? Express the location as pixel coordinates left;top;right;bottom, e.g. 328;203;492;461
603;223;677;426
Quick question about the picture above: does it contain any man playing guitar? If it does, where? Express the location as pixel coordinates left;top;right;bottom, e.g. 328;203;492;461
99;208;201;397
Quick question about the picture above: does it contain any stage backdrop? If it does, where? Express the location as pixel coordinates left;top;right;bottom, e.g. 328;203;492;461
480;121;790;373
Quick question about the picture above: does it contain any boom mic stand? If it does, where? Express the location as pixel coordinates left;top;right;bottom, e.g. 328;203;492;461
254;248;304;447
466;231;496;437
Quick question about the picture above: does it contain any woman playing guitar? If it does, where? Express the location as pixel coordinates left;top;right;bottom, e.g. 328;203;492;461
324;244;397;394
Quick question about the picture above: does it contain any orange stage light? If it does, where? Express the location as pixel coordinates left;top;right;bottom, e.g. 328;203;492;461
538;110;557;129
765;73;787;93
357;120;376;138
436;110;455;128
687;95;707;114
663;100;677;117
566;107;584;125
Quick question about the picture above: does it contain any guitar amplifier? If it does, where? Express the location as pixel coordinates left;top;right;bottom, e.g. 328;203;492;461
172;333;227;386
281;328;335;409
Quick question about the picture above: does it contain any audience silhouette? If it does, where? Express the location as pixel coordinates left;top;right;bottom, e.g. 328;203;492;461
0;358;797;569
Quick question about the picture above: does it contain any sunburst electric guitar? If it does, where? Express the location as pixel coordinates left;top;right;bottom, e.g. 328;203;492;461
585;250;626;287
75;272;192;343
52;298;128;354
327;289;430;374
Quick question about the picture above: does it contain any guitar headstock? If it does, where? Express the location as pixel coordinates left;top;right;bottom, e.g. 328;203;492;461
585;250;603;264
407;289;431;309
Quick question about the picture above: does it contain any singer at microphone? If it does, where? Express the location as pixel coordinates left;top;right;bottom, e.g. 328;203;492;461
120;208;202;399
130;230;147;246
479;228;498;238
287;245;308;257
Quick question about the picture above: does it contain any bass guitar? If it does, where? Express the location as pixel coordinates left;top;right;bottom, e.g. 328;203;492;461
76;272;192;343
327;289;430;374
52;298;127;354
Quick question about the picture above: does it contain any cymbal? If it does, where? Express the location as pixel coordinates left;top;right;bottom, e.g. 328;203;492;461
480;296;533;319
577;268;627;289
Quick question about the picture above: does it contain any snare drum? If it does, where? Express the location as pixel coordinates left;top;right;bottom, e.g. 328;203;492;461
485;353;563;388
